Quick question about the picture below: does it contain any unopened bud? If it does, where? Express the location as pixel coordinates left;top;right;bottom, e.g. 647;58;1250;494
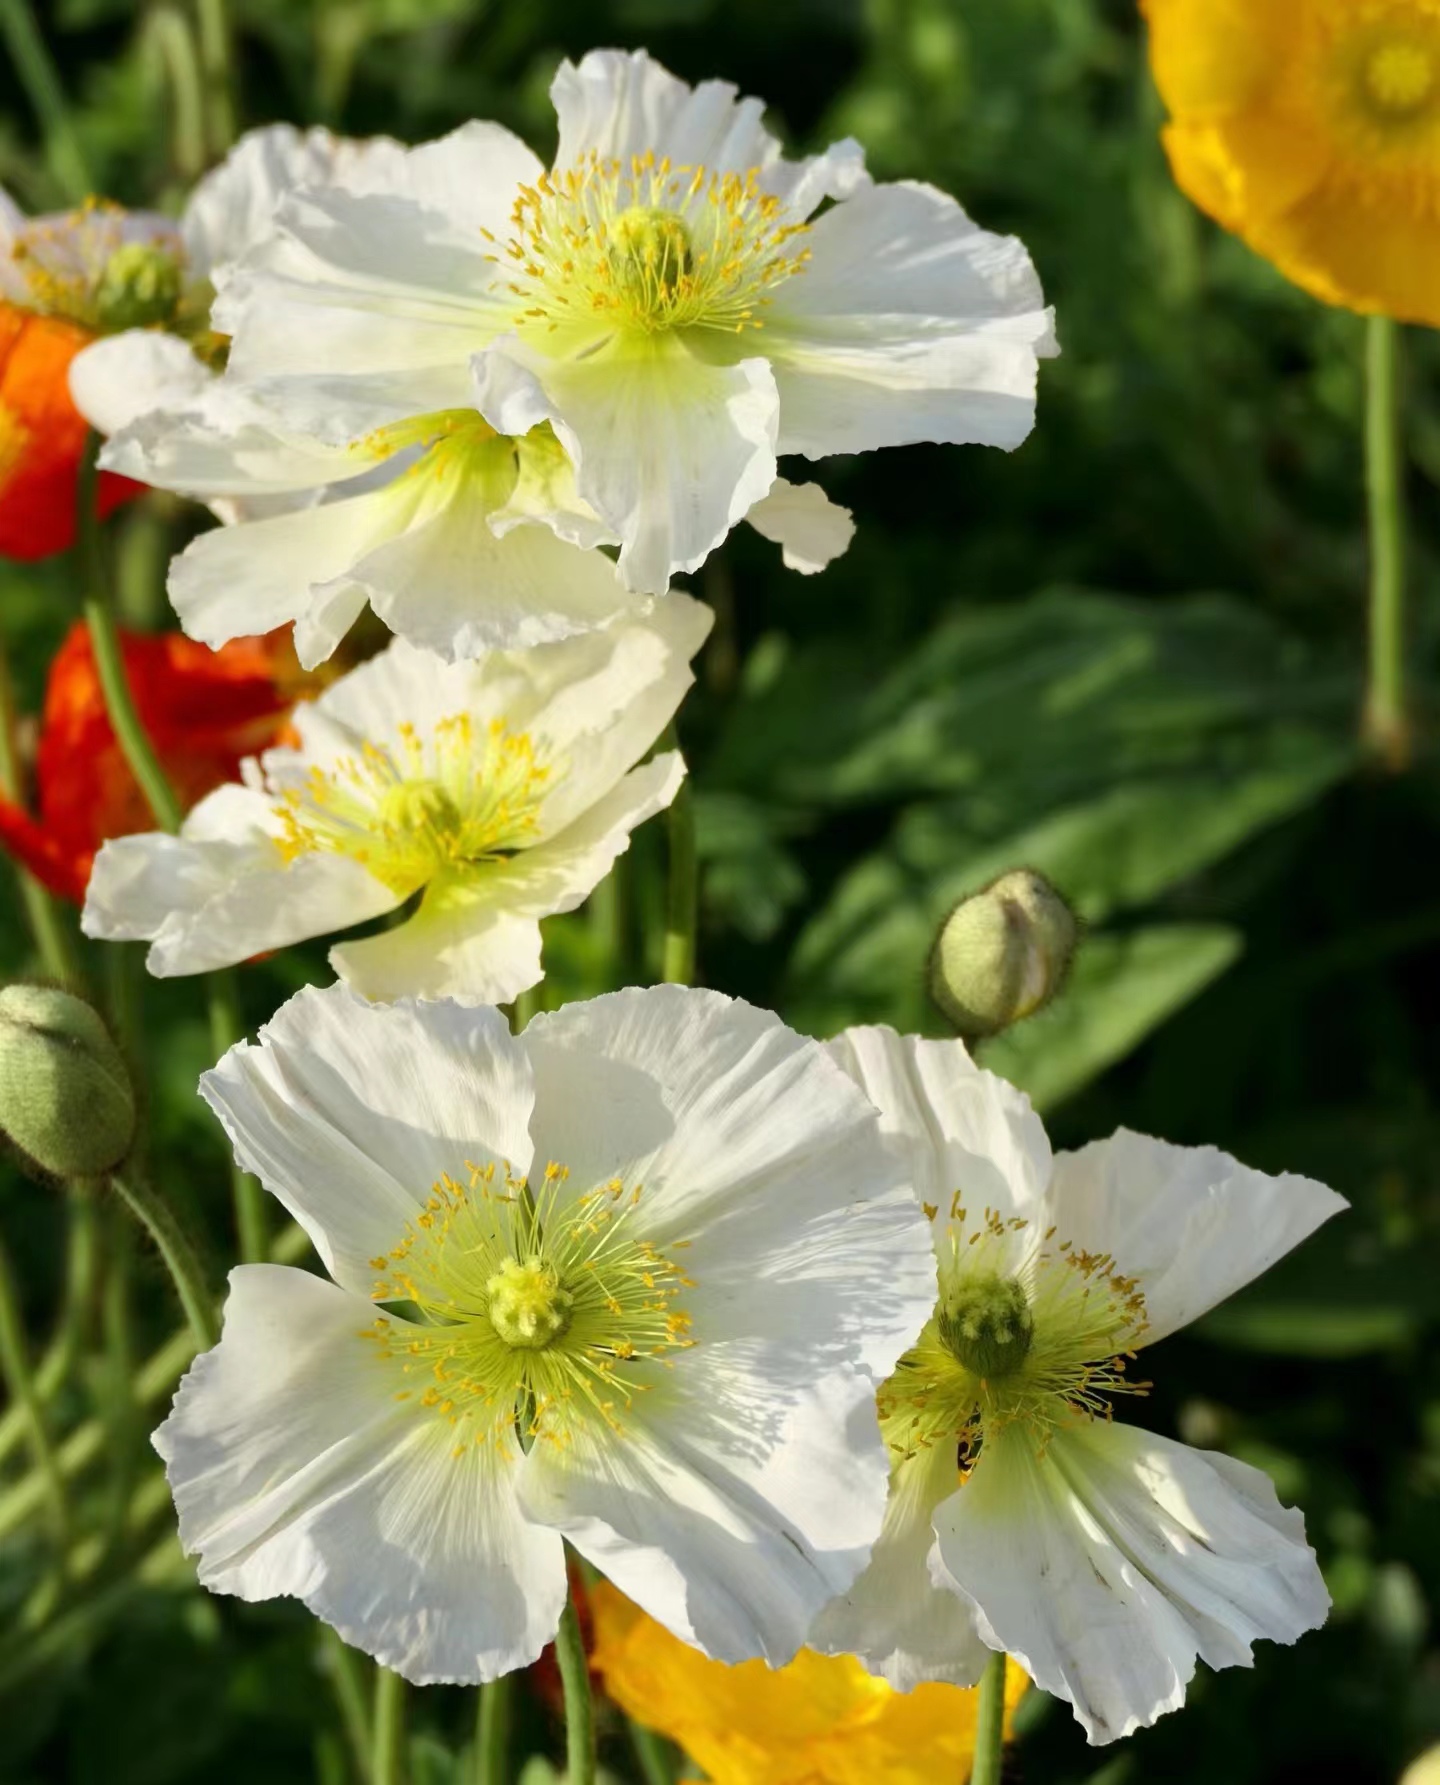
94;242;183;331
927;869;1078;1040
0;984;136;1180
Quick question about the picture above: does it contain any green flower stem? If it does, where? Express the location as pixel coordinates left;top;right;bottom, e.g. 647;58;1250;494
206;968;267;1261
143;6;208;181
195;0;237;155
1363;313;1410;769
0;1231;71;1553
0;1187;99;1473
109;1170;216;1349
320;1628;373;1784
371;1666;407;1785
78;438;267;1261
0;0;92;201
660;727;697;987
473;1672;512;1785
555;1578;597;1785
77;439;184;835
0;1220;307;1546
627;1719;676;1785
971;1650;1008;1785
0;638;82;986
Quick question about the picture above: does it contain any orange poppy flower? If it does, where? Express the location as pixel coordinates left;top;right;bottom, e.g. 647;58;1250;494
0;622;311;903
0;303;142;559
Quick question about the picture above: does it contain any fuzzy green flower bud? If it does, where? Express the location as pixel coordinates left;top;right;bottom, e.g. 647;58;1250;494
94;242;183;331
927;868;1078;1040
0;984;136;1180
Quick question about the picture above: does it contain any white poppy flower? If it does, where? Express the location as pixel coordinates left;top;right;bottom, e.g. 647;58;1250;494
152;982;938;1681
812;1026;1346;1745
97;48;1044;646
81;594;711;1004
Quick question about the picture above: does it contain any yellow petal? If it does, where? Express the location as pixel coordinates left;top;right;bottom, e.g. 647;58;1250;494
1143;0;1290;117
589;1581;1027;1785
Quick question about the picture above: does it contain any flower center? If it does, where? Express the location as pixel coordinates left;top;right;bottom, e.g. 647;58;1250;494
486;1254;574;1349
93;242;183;330
273;714;551;895
879;1203;1150;1464
494;151;811;338
937;1271;1034;1379
362;1160;696;1458
1364;39;1436;114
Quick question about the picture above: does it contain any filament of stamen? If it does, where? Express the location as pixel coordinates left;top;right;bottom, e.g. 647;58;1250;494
492;150;811;337
361;1160;696;1459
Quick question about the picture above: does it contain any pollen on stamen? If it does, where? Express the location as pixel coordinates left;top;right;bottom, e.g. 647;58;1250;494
497;152;811;337
362;1160;697;1460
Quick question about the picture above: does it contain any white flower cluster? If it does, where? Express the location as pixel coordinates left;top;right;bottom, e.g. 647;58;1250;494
52;48;1342;1748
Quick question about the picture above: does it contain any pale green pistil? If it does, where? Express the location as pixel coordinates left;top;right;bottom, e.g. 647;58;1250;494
486;1255;574;1350
937;1271;1034;1379
94;242;183;331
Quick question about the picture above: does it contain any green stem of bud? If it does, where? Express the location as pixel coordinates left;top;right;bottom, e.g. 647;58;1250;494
1363;313;1410;770
971;1650;1009;1785
109;1170;217;1350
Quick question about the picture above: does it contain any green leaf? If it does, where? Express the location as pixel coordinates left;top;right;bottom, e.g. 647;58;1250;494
981;926;1243;1110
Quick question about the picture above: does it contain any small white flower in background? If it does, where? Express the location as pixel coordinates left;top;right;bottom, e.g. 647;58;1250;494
81;593;710;1005
153;983;937;1681
811;1026;1346;1746
1;188;184;332
66;124;407;443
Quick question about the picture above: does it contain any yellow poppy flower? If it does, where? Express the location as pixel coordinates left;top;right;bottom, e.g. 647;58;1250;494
589;1581;1027;1785
1142;0;1440;324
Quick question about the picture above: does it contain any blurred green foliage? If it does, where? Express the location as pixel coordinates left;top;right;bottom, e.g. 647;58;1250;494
3;0;1440;1781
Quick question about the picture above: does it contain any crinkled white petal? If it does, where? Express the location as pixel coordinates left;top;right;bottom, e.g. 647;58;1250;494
166;476;404;662
551;48;776;179
471;336;778;594
80;800;397;977
154;1265;567;1682
329;753;685;1005
826;1024;1052;1229
99;374;370;497
809;1440;991;1688
349;461;647;661
217;185;508;384
165;443;640;665
520;987;936;1381
69;330;212;439
766;180;1058;458
200;986;534;1292
929;1421;1330;1745
181;123;410;280
744;477;855;574
549;49;867;218
1046;1130;1348;1348
520;1365;894;1665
